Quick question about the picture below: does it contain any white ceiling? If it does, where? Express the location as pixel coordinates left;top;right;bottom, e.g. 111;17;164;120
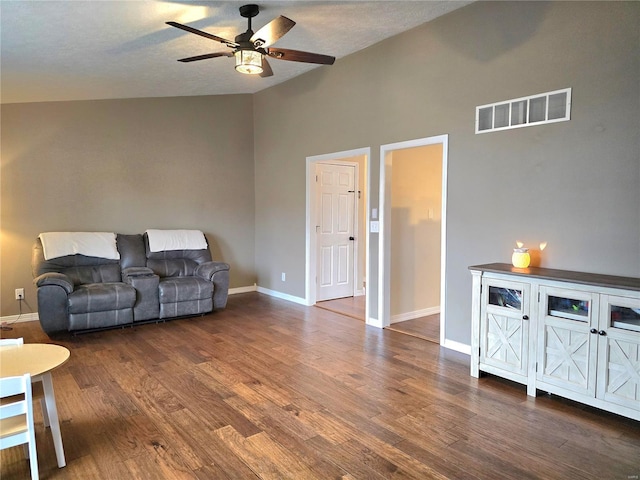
0;1;471;104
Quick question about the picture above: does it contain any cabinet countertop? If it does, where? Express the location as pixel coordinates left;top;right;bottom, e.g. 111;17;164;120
469;263;640;292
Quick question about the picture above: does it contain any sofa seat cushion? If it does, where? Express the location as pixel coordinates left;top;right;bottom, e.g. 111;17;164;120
158;277;213;304
68;282;136;314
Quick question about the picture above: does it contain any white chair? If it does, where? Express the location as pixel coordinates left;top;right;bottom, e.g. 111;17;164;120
0;373;39;480
0;338;49;427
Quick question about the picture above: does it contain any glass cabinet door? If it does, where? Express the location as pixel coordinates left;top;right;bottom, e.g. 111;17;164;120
537;286;598;396
596;294;640;412
480;278;530;379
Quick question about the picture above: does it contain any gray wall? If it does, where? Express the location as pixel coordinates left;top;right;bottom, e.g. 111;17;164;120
1;95;256;316
253;1;640;345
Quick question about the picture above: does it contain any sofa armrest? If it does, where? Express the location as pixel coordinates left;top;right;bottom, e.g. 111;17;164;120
33;272;74;294
121;267;160;322
195;261;230;310
122;266;156;282
33;273;73;335
195;261;230;281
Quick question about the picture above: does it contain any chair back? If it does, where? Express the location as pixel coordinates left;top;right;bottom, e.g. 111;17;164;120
0;373;39;478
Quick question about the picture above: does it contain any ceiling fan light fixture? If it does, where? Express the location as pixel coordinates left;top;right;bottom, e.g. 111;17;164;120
234;50;263;75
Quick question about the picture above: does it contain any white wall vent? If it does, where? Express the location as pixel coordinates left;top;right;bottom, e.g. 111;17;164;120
475;88;571;134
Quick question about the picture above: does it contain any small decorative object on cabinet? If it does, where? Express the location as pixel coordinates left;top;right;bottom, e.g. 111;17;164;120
470;263;640;421
511;247;531;268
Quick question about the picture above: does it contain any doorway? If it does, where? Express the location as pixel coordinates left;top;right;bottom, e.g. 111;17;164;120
379;135;448;344
306;148;371;322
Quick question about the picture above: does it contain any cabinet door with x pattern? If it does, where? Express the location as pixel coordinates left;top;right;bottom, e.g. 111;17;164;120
537;286;599;397
480;278;531;382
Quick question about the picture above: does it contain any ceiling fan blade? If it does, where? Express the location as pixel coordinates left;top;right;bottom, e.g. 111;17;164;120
268;48;335;65
166;22;238;48
260;57;274;78
250;16;296;48
177;52;234;63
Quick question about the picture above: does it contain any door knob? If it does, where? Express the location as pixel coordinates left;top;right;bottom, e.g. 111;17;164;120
349;237;355;241
522;315;529;320
598;330;607;336
590;328;598;334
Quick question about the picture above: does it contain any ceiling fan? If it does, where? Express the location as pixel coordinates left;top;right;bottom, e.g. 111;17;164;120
167;4;335;77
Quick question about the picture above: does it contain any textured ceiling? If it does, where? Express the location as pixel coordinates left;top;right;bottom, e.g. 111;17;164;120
0;1;471;104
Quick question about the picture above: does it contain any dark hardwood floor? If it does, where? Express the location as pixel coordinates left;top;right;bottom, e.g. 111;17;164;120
2;292;639;479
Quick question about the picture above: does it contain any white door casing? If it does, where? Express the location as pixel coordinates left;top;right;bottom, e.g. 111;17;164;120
306;147;371;323
316;163;356;301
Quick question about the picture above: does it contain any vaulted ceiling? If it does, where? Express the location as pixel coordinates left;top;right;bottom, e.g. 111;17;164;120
0;1;471;104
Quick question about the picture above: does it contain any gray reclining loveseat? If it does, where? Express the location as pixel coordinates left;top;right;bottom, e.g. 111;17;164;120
32;231;230;334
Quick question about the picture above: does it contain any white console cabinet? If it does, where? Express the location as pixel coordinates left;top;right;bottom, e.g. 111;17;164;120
470;263;640;421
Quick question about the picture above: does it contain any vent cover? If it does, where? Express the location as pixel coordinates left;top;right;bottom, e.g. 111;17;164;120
476;88;571;134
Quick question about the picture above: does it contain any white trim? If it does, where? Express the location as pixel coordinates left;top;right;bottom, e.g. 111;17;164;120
305;147;373;324
379;135;449;346
391;306;440;324
367;316;384;329
228;285;257;295
442;339;471;356
0;313;39;324
256;286;309;306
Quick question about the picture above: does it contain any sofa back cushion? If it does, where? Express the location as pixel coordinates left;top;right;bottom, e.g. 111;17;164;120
147;258;198;278
63;264;121;285
32;238;121;285
143;232;212;278
117;234;147;269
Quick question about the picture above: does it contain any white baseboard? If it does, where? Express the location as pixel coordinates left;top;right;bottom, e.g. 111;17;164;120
442;338;471;355
256;286;309;306
229;284;258;295
1;313;39;324
391;306;440;324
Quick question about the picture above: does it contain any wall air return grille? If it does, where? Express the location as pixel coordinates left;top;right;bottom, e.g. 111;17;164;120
475;88;571;134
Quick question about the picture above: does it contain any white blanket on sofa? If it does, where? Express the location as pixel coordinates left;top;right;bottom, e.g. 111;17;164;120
146;229;207;252
39;232;120;260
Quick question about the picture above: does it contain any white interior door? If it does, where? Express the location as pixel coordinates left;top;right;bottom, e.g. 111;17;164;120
316;163;355;301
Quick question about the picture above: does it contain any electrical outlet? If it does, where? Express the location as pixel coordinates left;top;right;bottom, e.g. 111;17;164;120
281;272;286;282
15;288;24;300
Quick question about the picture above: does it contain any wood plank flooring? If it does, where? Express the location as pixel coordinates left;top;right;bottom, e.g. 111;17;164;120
315;296;365;321
386;315;440;344
2;292;639;479
316;296;440;344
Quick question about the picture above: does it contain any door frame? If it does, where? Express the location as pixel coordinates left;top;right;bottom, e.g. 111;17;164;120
378;135;448;344
306;147;371;320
